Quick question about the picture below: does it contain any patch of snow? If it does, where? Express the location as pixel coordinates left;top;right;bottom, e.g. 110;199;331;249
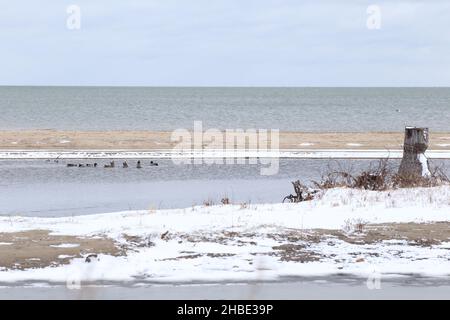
346;143;363;147
50;243;80;248
0;242;13;246
299;143;314;146
418;153;431;177
58;255;75;259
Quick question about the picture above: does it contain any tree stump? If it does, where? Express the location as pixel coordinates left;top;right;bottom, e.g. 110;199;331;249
398;127;430;177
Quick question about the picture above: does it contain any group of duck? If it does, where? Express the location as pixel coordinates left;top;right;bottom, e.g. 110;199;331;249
66;160;158;168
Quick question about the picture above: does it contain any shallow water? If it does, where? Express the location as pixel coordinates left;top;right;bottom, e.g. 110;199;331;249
1;159;450;217
1;87;450;131
1;277;450;299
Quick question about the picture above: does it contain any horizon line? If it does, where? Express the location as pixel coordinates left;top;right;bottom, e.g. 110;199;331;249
1;85;450;89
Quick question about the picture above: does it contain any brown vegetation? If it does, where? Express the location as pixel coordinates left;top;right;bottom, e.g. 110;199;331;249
284;158;449;202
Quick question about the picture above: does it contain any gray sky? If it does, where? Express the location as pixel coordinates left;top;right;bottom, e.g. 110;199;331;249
0;0;449;86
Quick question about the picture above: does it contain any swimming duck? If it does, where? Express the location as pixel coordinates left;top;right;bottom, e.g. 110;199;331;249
104;161;115;168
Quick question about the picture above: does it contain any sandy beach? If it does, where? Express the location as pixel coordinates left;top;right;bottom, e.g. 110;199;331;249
1;130;450;150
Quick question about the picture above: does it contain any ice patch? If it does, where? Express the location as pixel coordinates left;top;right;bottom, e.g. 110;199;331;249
59;140;71;144
0;242;13;246
299;143;314;146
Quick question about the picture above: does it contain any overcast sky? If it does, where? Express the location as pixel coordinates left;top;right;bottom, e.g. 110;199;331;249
0;0;449;86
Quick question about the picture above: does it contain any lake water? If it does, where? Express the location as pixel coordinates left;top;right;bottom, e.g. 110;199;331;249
1;158;450;217
1;87;449;131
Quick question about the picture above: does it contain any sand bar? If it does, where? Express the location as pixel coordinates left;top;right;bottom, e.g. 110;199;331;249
2;130;450;150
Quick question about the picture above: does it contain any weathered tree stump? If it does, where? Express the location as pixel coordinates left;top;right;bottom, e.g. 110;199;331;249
398;127;430;177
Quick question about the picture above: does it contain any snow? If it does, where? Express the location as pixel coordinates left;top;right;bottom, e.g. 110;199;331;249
0;186;449;284
58;255;75;259
1;186;449;236
1;149;450;160
418;153;431;177
50;244;80;248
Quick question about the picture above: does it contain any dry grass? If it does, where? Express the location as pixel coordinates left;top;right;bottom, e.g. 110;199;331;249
343;218;367;234
239;202;249;209
221;197;231;205
203;198;215;207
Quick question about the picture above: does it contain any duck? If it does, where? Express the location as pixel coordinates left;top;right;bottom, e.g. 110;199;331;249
104;161;115;168
85;163;98;167
136;160;142;169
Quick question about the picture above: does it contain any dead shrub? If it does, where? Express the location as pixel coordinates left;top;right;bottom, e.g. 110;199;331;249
353;158;392;191
283;180;320;203
287;158;449;200
393;163;449;188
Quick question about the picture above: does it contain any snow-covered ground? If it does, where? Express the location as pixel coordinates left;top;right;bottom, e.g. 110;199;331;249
1;186;449;285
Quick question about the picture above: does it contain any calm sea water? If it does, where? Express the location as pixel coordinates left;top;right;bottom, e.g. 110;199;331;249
1;87;449;131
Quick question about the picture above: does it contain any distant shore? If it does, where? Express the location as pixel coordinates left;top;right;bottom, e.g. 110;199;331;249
2;130;450;150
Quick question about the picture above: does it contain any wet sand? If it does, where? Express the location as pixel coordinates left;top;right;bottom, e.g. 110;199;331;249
0;230;121;270
1;130;450;150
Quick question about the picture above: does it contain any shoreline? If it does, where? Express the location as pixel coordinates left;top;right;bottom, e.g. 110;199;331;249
1;186;450;283
2;130;450;151
2;149;450;159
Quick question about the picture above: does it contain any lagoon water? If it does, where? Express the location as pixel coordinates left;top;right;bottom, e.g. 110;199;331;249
1;158;450;217
1;87;450;131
